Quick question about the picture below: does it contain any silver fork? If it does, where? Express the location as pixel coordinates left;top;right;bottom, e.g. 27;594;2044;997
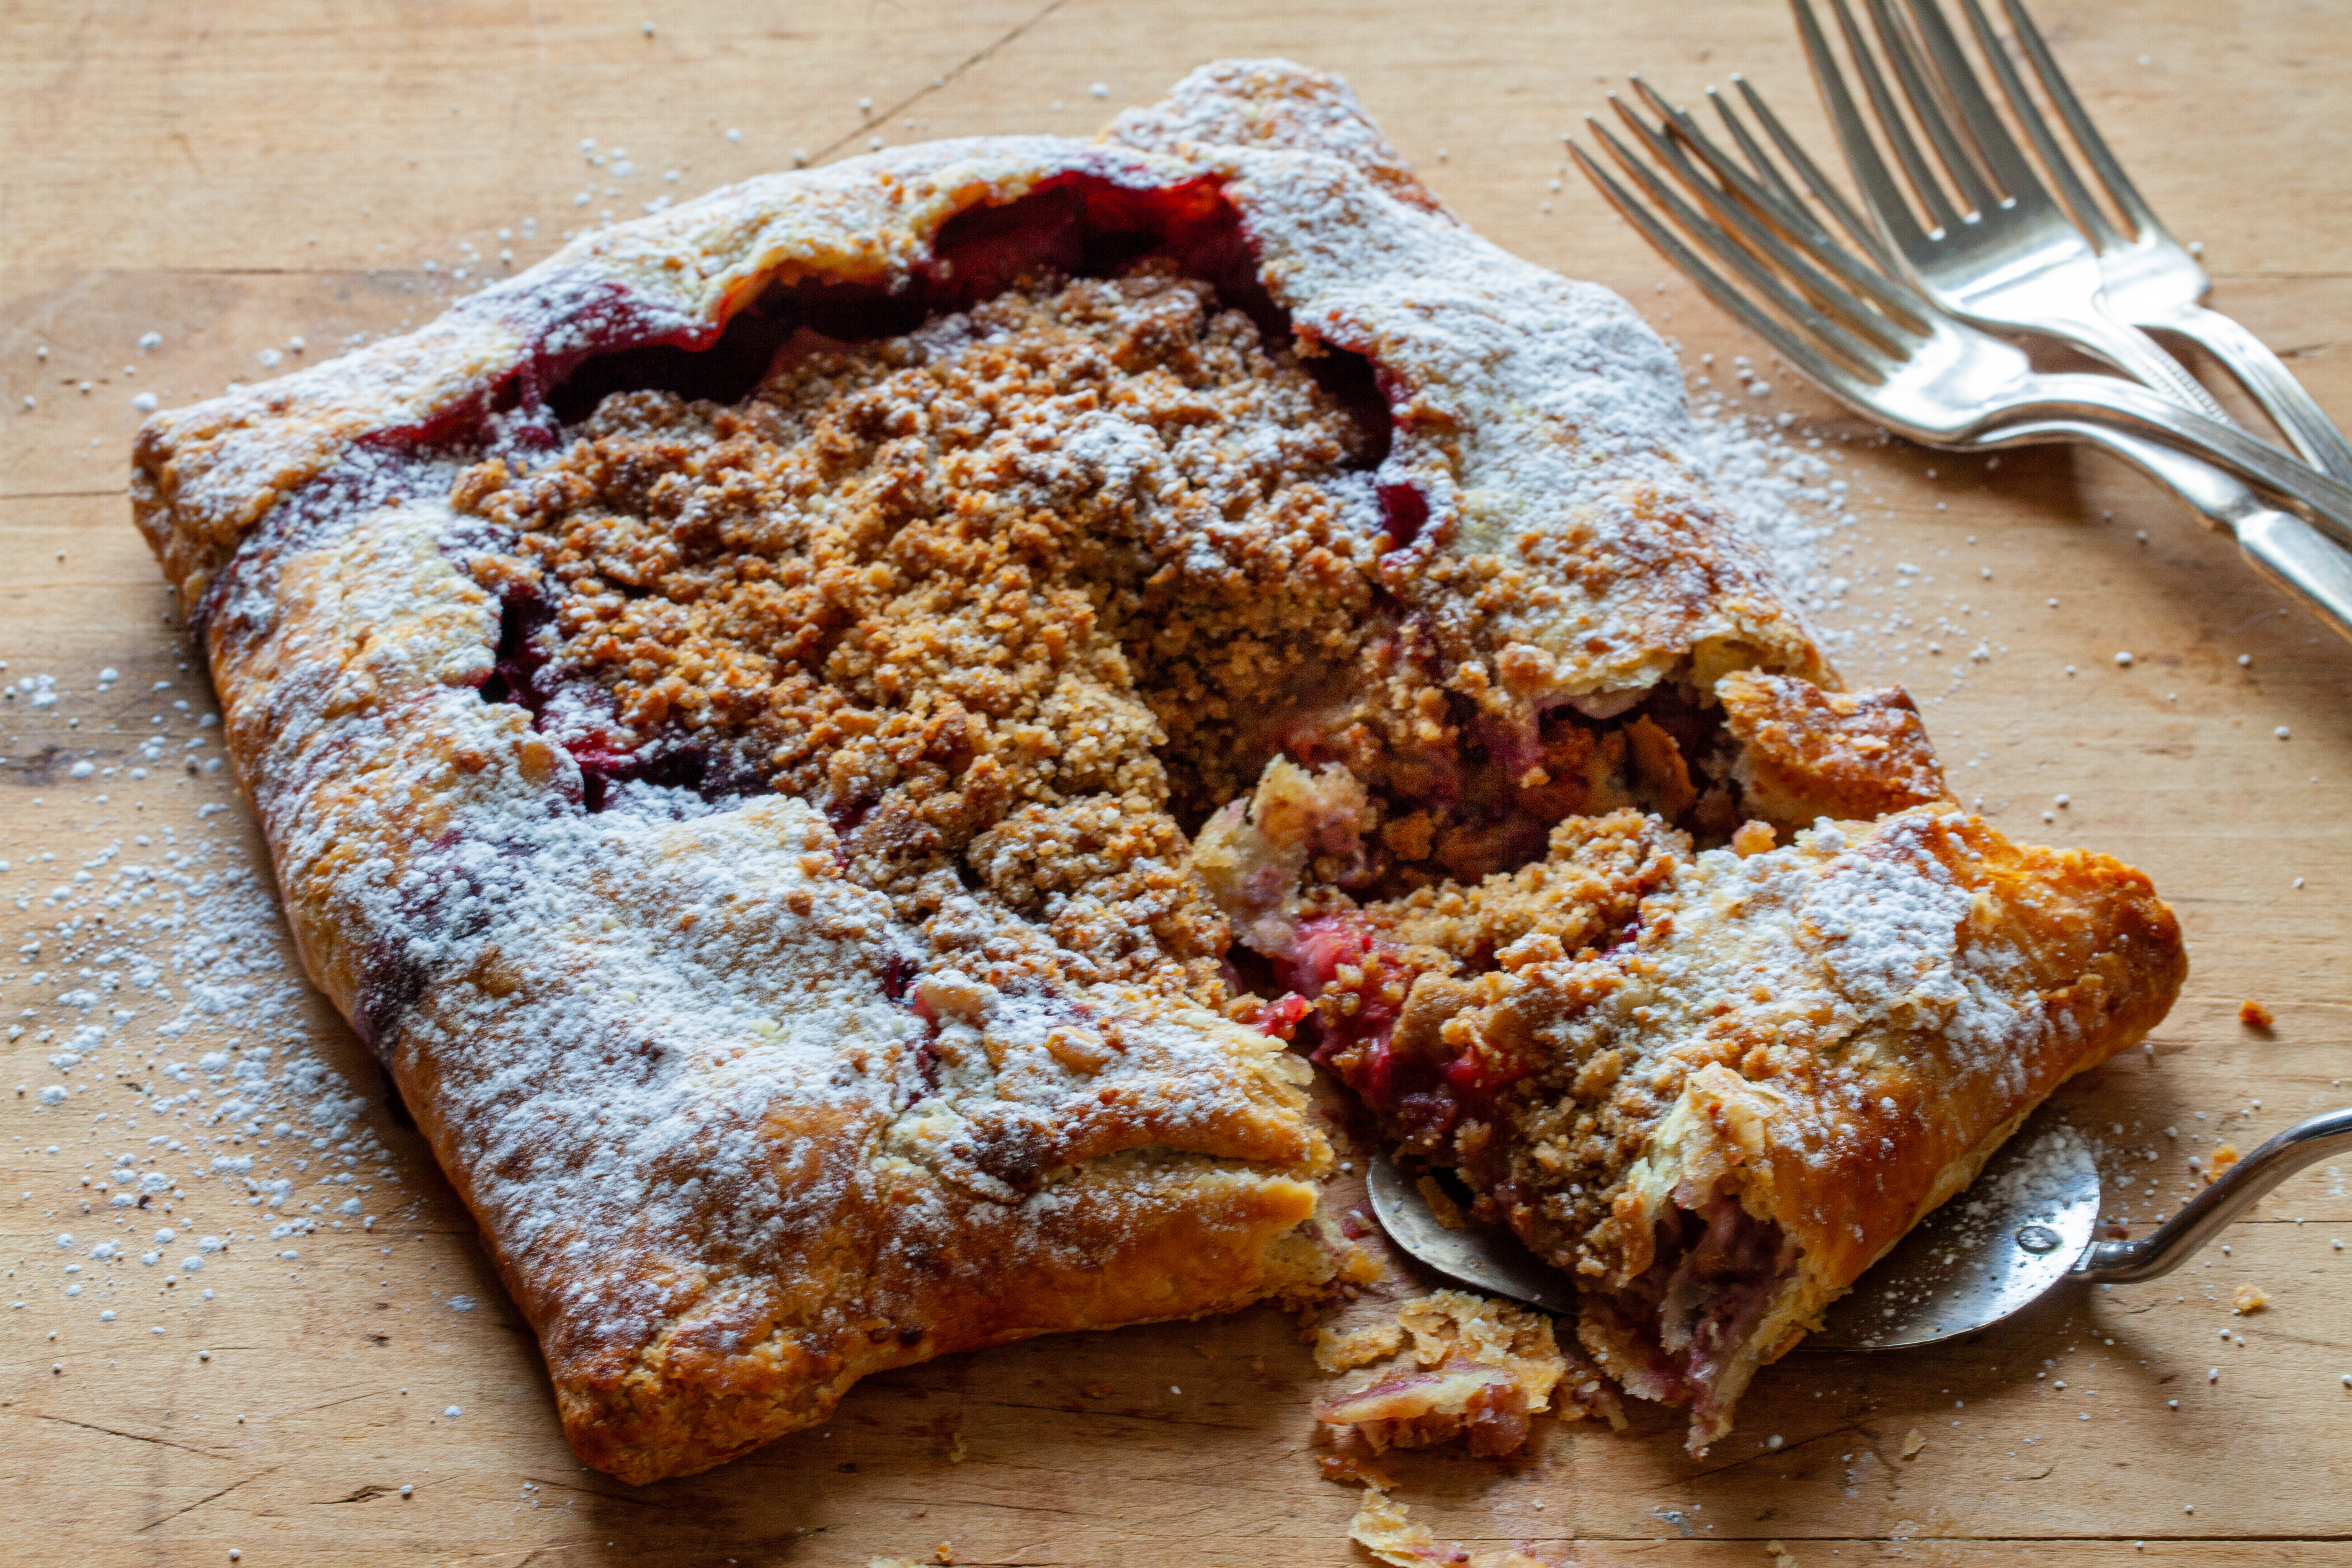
1790;0;2229;421
1567;81;2352;641
1962;0;2352;481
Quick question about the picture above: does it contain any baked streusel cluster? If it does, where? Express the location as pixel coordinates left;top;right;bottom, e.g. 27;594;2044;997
454;262;1402;995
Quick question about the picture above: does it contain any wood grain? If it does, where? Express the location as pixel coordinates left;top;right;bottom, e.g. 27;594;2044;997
5;1;2349;1563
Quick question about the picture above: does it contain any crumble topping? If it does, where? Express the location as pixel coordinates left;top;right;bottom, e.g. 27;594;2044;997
454;261;1390;994
449;260;1790;1004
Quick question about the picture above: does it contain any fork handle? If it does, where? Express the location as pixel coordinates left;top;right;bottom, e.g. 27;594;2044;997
2029;373;2352;553
1983;417;2352;646
2137;302;2352;483
2073;1108;2352;1284
2061;299;2237;427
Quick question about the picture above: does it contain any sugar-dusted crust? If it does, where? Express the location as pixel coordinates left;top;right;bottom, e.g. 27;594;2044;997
205;502;1335;1481
124;55;2171;1481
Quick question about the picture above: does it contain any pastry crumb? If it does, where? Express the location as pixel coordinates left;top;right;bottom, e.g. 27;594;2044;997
1336;1243;1387;1287
1081;1381;1112;1399
1316;1322;1407;1373
2239;998;2275;1029
2233;1284;2268;1314
1318;1452;1395;1487
1767;1542;1801;1567
1732;818;1776;857
1901;1427;1926;1458
1349;1483;1458;1568
1318;1289;1600;1457
1347;1483;1545;1568
2208;1143;2241;1183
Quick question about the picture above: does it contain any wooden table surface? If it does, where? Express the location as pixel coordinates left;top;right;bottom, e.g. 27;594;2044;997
6;2;2351;1563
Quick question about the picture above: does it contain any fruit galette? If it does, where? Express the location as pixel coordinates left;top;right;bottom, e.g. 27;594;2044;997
130;59;2182;1480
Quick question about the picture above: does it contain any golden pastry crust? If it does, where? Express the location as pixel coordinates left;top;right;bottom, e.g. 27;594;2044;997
123;54;2179;1482
1717;668;1952;828
205;504;1335;1483
134;62;1827;720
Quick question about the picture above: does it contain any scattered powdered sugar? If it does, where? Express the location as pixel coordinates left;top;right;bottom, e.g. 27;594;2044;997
1990;1120;2099;1224
1682;406;1862;653
8;799;412;1323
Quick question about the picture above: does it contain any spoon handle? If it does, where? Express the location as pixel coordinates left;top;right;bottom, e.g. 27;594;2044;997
2074;1108;2352;1283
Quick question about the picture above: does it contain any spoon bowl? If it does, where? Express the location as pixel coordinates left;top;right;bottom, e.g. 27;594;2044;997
1366;1106;2352;1349
1805;1117;2100;1349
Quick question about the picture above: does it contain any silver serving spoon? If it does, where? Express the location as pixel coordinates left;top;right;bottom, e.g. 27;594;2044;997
1367;1105;2352;1349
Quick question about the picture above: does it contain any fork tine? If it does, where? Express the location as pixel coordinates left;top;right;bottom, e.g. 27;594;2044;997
1862;0;2000;217
1567;147;1887;408
1577;119;1898;384
1731;75;1902;273
1790;0;1940;253
1894;0;2047;204
1624;78;1929;340
1564;139;1812;377
1819;0;1962;235
1966;0;2130;246
1612;91;1919;358
1704;85;1812;214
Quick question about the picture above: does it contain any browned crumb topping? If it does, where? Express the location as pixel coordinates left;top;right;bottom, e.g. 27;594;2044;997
1357;808;1684;965
1309;810;1694;1254
2239;998;2275;1029
455;262;1387;992
2233;1283;2268;1314
454;261;1768;1006
1314;1321;1407;1373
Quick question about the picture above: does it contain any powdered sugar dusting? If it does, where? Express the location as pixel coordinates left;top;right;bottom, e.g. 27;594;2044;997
9;808;410;1312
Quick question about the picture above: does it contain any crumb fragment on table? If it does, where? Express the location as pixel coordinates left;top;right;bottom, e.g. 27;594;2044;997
1320;1289;1611;1457
1349;1483;1460;1567
1318;1452;1395;1487
1317;1288;1571;1457
1902;1427;1926;1458
2239;998;2275;1029
1767;1542;1801;1567
1347;1483;1545;1568
1317;1321;1407;1372
2207;1143;2241;1183
2233;1284;2269;1314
